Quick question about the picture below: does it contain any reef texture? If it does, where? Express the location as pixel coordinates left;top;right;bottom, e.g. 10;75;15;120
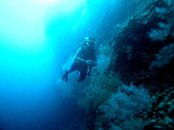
108;0;174;129
82;0;174;130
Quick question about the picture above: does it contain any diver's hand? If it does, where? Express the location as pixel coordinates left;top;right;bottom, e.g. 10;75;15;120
85;60;93;65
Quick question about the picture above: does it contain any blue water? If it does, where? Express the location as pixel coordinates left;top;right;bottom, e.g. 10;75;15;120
0;0;125;129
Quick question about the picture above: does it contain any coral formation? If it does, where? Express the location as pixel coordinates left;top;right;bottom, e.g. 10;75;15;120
107;0;174;129
80;0;174;129
96;85;153;130
109;0;174;87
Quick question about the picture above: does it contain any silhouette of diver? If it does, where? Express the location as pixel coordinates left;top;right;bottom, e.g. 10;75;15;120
62;37;97;82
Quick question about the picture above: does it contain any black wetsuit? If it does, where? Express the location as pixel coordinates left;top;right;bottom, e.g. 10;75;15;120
69;45;97;81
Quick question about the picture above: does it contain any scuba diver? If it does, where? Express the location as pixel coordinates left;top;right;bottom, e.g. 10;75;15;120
62;37;97;82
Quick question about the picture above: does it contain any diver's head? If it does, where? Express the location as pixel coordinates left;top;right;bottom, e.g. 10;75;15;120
85;37;96;47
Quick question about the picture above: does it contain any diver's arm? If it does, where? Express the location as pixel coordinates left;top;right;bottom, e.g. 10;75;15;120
75;56;87;63
75;56;95;65
74;47;87;63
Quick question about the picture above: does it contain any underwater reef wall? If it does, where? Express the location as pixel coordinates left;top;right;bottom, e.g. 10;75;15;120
108;0;174;129
79;0;174;130
109;0;174;88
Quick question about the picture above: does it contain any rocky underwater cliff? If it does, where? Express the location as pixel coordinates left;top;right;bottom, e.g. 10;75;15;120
79;0;174;130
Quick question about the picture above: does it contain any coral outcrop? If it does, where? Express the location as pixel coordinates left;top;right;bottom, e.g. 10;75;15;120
78;0;174;130
108;0;174;129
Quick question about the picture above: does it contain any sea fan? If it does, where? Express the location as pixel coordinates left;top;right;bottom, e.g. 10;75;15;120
97;84;153;130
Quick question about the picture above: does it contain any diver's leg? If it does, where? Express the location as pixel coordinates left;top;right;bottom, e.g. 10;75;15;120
62;62;78;82
68;62;78;73
61;70;69;82
78;65;88;81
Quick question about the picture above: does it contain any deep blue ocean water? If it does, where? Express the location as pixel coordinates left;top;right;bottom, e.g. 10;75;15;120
0;0;130;130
